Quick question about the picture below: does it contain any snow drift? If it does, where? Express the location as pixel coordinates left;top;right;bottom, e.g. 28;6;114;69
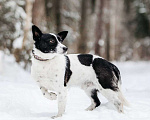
0;53;150;120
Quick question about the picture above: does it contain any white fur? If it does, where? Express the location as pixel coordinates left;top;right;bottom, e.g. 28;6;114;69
31;51;105;117
56;42;67;54
31;54;66;91
31;47;126;118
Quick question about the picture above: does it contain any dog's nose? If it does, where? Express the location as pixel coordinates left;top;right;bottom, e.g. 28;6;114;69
63;47;68;51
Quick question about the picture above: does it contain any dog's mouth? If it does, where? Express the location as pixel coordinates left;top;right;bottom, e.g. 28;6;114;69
63;51;67;55
44;49;56;54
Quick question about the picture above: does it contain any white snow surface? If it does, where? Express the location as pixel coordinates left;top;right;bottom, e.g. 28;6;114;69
0;54;150;120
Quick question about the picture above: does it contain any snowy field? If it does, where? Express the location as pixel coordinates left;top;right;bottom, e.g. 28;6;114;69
0;54;150;120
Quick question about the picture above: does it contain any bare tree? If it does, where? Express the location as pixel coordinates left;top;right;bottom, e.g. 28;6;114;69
109;0;117;60
54;0;62;32
22;0;33;49
91;0;96;14
104;0;116;61
95;0;105;56
77;0;88;53
32;0;46;29
14;0;33;67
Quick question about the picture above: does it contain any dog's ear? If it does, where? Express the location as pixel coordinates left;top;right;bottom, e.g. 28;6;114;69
57;31;68;42
32;25;42;41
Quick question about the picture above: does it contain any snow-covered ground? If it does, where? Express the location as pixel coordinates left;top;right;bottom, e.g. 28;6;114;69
0;54;150;120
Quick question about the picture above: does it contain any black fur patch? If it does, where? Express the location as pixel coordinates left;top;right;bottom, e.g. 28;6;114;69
92;58;119;91
111;64;120;81
91;89;100;107
64;56;72;86
78;54;93;66
34;34;58;53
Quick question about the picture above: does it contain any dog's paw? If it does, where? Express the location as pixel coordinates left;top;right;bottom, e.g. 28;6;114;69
85;104;95;111
114;101;124;113
51;114;62;119
44;92;57;100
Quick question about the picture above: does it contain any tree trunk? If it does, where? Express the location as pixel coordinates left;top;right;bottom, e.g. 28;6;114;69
32;0;46;29
105;22;110;60
109;0;116;60
22;0;33;49
91;0;96;14
78;0;88;53
54;0;62;32
95;0;104;56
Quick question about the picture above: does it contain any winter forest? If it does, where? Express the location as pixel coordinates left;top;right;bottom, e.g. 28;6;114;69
0;0;150;69
0;0;150;120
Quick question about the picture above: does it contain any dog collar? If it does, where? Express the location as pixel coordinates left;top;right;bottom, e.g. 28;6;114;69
32;50;49;61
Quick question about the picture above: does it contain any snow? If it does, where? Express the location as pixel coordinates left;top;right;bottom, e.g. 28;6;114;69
98;39;104;46
13;36;23;49
139;8;147;14
0;53;150;120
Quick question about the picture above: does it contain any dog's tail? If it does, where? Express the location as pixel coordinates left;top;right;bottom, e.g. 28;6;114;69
112;66;130;107
118;81;130;107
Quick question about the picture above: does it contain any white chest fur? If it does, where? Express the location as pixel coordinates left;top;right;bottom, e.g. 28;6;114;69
31;55;66;91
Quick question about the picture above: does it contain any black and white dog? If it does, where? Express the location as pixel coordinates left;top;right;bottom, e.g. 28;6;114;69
31;25;129;118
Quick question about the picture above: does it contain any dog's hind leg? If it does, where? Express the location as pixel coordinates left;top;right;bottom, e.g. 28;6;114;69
82;82;100;111
40;86;57;100
97;80;129;113
85;89;100;111
100;88;124;113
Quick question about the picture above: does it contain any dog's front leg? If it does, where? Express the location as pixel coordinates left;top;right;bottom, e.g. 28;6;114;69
52;88;67;119
40;86;57;100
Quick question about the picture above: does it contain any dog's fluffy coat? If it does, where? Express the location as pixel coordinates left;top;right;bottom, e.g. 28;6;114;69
31;25;129;118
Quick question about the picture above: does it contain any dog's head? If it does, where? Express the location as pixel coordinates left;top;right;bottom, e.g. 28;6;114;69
32;25;68;59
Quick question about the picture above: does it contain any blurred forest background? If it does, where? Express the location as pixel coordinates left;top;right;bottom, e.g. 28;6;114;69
0;0;150;70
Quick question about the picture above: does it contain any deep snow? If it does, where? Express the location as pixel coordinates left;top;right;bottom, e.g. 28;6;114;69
0;54;150;120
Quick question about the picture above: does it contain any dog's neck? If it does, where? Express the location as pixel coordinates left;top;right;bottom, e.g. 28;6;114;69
32;51;49;61
32;49;57;61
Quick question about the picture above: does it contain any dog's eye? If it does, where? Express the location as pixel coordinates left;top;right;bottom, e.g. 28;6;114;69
50;39;55;44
